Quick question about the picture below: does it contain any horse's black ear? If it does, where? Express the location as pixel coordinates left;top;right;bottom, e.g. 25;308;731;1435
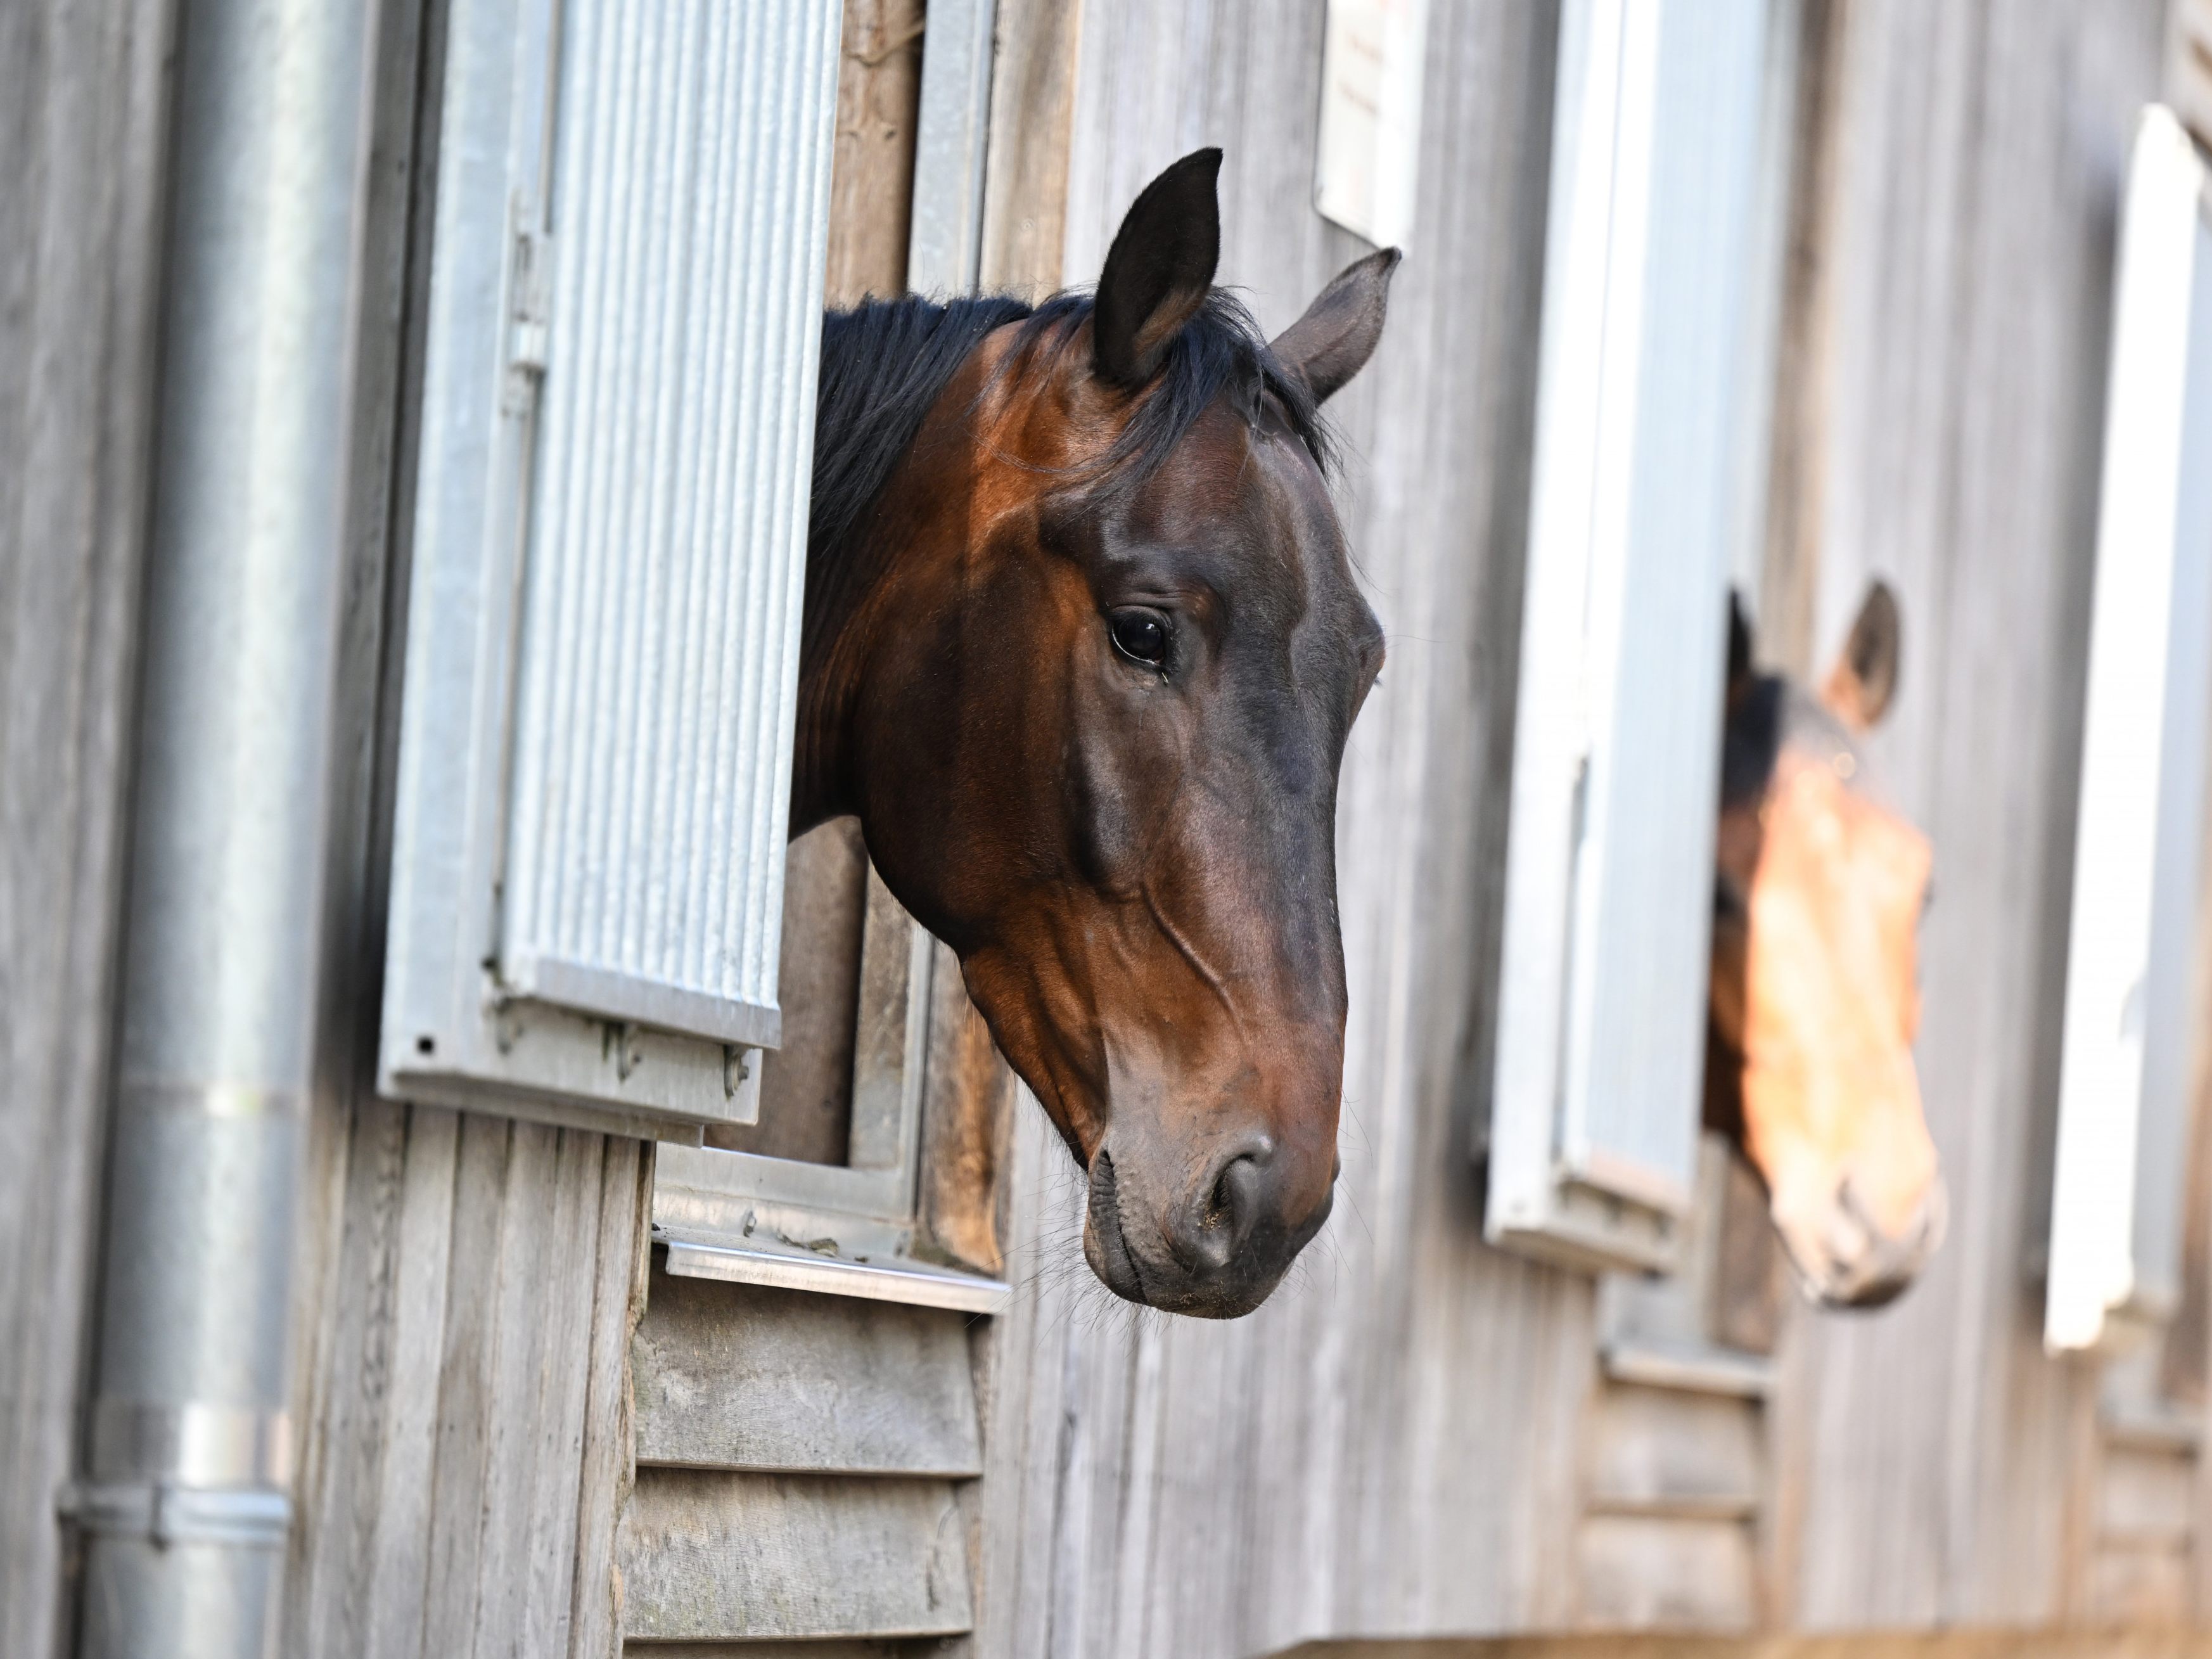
1823;579;1902;729
1727;589;1755;715
1093;148;1222;388
1270;247;1401;403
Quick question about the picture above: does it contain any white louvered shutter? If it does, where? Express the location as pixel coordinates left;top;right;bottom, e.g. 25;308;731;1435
1487;0;1784;1272
2046;107;2212;1353
380;0;842;1136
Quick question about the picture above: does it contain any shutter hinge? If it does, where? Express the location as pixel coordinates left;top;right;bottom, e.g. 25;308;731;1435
506;212;553;402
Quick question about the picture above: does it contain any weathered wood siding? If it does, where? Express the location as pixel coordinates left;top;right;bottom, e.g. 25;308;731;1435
286;1109;651;1659
620;1267;983;1646
0;0;174;1651
964;0;2204;1651
276;0;658;1653
1764;0;2175;1629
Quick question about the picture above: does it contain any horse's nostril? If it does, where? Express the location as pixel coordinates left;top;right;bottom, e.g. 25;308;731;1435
1179;1148;1267;1273
1209;1165;1236;1223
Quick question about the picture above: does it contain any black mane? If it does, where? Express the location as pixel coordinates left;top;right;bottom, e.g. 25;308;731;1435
810;288;1334;568
1720;674;1785;809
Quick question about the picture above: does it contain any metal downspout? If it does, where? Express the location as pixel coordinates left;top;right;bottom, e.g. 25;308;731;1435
70;0;378;1649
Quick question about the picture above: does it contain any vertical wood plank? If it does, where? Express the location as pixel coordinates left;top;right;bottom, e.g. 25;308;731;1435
416;1111;515;1649
917;939;1018;1276
1774;0;2166;1629
976;0;1087;299
570;1139;651;1659
465;1120;575;1653
826;0;926;304
1757;0;1850;680
366;1108;464;1659
0;0;173;1649
512;1131;608;1658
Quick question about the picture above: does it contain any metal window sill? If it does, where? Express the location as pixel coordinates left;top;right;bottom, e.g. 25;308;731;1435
657;1226;1010;1316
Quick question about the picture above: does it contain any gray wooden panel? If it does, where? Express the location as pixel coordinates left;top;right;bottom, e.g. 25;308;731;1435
2098;1448;2197;1546
634;1265;981;1476
1767;0;2171;1629
2086;1542;2196;1627
1586;1385;1762;1520
284;1104;653;1659
720;821;867;1164
618;1468;971;1643
968;0;2212;1649
572;1137;655;1659
468;1124;605;1653
0;0;172;1648
1575;1515;1758;1631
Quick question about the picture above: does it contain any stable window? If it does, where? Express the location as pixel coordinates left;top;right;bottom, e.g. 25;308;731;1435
380;0;845;1139
1486;0;1787;1274
2045;106;2212;1354
649;0;1011;1314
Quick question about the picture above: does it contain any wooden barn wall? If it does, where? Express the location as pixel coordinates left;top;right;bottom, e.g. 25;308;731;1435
0;0;174;1651
969;5;1594;1655
276;0;656;1653
969;0;2203;1652
1764;0;2173;1630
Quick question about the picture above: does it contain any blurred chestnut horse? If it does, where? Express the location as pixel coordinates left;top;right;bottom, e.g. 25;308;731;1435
792;150;1395;1317
1707;584;1945;1307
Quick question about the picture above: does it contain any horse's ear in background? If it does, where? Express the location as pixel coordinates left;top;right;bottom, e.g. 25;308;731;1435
1727;589;1756;718
1093;148;1224;388
1270;247;1402;404
1822;579;1903;730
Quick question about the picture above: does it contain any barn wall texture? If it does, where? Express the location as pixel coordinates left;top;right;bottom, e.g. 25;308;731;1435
1765;0;2173;1629
0;0;176;1652
969;4;1595;1654
962;0;2197;1652
274;0;656;1653
7;1;2199;1655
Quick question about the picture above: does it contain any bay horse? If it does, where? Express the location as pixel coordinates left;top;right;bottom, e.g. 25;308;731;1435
793;150;1395;1317
1707;584;1945;1308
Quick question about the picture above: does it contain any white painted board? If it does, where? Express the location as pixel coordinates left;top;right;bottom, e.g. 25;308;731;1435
2046;106;2212;1354
1487;0;1775;1274
1315;0;1431;249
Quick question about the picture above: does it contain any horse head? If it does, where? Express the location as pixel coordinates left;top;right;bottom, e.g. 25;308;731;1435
796;151;1395;1317
1708;583;1945;1308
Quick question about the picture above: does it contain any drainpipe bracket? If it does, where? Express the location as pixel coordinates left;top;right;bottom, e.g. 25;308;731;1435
58;1480;292;1549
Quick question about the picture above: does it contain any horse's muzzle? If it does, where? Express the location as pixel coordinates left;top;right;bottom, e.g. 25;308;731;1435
1784;1173;1948;1310
1082;1134;1333;1319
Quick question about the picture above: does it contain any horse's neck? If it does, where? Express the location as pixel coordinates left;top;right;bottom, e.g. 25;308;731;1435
788;429;943;836
789;532;873;836
790;297;1031;836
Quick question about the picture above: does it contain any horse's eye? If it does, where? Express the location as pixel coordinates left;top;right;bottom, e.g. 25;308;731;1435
1109;609;1168;667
